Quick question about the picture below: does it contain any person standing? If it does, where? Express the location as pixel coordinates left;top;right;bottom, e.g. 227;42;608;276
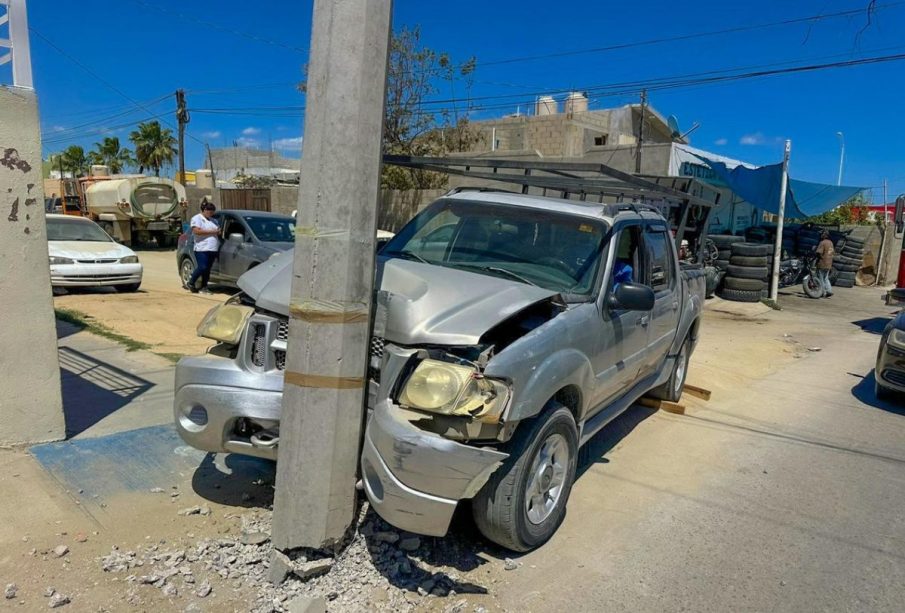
186;201;220;294
814;230;835;298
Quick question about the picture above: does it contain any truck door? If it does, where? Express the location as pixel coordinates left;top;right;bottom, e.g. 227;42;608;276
591;223;651;408
642;225;681;374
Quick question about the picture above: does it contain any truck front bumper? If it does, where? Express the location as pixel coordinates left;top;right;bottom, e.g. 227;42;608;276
361;400;508;537
173;353;284;461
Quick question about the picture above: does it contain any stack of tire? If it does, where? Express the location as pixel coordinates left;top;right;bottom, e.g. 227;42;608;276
795;226;821;256
709;234;746;271
718;242;773;302
832;236;864;288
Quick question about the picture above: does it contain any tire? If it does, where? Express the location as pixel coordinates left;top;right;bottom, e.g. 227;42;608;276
730;255;769;267
719;287;763;302
829;267;839;285
724;277;766;291
710;234;745;248
714;259;730;270
115;283;141;293
834;263;860;273
472;404;578;552
844;238;866;249
717;249;732;259
180;257;196;288
841;249;864;259
836;270;856;281
648;337;690;402
834;255;861;266
803;274;825;299
835;278;855;288
726;264;768;279
731;242;772;257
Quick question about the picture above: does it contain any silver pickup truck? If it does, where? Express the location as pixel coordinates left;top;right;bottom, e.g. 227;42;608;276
175;190;704;551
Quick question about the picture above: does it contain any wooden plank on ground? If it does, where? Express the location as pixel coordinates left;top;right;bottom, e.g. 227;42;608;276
683;384;712;401
638;397;686;415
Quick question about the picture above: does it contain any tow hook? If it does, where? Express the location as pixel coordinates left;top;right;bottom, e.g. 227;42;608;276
250;429;279;449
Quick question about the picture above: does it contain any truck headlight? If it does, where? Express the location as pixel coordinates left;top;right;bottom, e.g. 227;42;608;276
399;359;510;422
49;256;74;265
888;328;905;350
119;255;139;264
196;303;255;345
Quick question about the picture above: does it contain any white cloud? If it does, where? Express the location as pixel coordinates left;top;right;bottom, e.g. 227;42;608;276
236;137;261;148
202;130;221;139
714;137;728;146
52;125;66;133
272;136;303;151
242;127;261;136
740;132;766;146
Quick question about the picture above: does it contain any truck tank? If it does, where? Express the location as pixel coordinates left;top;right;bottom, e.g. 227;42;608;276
85;177;186;220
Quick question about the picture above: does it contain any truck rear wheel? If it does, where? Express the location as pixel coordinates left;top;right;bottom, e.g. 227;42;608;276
472;403;578;552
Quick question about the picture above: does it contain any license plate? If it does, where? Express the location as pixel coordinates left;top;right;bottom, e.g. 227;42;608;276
147;221;170;231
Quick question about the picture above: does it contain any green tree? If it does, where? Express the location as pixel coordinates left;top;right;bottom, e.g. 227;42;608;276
60;145;89;177
88;136;136;174
808;192;872;225
129;121;177;176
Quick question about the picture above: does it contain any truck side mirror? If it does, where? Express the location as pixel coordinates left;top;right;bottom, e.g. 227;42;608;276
610;282;655;311
228;232;244;244
895;196;904;233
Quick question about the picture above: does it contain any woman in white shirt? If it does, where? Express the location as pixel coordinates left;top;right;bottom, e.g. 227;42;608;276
185;201;221;294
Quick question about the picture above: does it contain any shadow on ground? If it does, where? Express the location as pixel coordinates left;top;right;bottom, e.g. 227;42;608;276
191;453;276;508
578;403;659;478
58;345;154;438
852;317;892;335
852;370;905;416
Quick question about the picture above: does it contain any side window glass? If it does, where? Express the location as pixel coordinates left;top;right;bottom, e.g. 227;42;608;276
646;230;673;291
612;225;644;287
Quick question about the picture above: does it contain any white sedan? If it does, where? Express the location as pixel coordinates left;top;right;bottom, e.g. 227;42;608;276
46;214;143;292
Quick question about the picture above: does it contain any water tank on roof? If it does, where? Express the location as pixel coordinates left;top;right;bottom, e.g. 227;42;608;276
90;164;110;177
535;95;557;116
565;92;588;114
195;169;214;190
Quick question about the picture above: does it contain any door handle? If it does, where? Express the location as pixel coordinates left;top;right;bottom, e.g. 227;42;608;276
638;315;650;327
671;301;679;310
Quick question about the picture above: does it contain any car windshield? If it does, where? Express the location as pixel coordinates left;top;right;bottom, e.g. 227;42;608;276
243;216;296;243
383;199;608;300
46;216;112;242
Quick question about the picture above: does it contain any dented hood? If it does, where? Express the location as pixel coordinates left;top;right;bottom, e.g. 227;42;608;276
238;251;559;345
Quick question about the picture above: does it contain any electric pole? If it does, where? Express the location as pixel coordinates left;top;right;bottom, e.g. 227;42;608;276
175;89;189;186
270;0;392;558
635;89;647;174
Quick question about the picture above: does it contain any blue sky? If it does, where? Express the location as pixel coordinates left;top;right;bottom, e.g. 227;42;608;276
19;0;905;202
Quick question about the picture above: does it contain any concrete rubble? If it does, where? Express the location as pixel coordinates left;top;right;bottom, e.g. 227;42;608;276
92;506;495;612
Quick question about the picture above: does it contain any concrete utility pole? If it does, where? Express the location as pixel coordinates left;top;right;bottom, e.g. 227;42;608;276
635;89;647;174
271;0;392;554
175;89;189;186
770;139;792;301
836;131;845;186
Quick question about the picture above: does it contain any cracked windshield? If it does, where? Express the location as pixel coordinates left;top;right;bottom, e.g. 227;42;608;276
383;199;607;298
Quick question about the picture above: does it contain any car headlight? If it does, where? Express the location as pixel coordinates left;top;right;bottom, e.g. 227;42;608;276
196;303;255;345
119;255;139;264
49;256;74;265
399;359;510;422
888;328;905;350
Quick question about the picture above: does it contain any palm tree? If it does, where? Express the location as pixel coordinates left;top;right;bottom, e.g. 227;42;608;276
88;136;135;174
60;145;89;177
129;121;177;176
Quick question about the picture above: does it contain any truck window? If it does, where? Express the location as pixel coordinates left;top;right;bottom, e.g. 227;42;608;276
646;230;673;291
612;226;643;287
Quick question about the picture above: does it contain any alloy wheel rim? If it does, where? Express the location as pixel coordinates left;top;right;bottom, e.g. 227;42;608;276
525;433;569;525
674;343;688;396
182;261;193;283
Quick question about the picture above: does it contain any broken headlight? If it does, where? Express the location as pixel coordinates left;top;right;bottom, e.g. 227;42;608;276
398;359;509;422
196;303;255;345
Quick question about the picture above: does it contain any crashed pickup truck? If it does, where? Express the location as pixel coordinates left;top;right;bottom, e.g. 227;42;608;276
175;190;704;551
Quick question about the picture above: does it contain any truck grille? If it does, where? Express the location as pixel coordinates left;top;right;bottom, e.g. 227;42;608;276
882;368;905;388
369;337;385;382
277;320;289;342
251;324;267;368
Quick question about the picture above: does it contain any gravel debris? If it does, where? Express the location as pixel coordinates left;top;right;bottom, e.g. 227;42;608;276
195;581;212;598
503;558;519;571
4;584;17;599
178;506;203;516
398;536;421;552
149;487;165;494
48;592;70;608
52;545;69;558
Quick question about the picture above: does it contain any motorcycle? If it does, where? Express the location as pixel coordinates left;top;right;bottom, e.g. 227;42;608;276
779;252;825;299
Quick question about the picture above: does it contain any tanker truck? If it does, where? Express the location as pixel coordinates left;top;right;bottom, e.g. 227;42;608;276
81;175;187;247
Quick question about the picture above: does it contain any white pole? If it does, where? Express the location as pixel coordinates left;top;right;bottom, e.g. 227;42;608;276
770;139;792;301
7;0;34;89
836;131;845;186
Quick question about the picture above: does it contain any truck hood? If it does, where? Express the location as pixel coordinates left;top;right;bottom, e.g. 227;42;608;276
237;251;559;345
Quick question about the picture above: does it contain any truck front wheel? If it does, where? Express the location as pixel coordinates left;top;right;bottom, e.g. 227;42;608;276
472;403;578;552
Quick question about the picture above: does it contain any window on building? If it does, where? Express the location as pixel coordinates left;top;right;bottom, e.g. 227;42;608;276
594;135;608;146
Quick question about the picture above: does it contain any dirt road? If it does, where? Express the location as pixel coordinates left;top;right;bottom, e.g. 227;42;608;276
7;285;903;612
52;249;230;357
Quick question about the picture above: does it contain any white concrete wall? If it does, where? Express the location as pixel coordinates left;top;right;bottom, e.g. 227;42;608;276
0;86;65;445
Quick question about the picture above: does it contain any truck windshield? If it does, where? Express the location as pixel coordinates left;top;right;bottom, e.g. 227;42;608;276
243;216;296;242
383;199;607;299
46;217;112;242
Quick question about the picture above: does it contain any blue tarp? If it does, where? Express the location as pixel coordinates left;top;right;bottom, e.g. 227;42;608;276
693;154;865;219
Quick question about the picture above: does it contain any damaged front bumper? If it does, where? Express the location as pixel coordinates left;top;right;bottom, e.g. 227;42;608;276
361;399;508;537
